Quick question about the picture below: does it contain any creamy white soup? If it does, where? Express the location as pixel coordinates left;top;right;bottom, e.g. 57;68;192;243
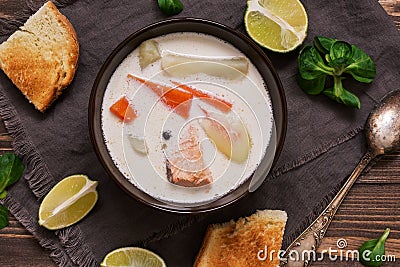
101;32;273;206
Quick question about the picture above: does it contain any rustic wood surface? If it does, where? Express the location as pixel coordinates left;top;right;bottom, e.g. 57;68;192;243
0;0;399;266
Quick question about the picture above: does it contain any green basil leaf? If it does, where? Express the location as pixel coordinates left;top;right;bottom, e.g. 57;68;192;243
329;41;353;74
0;205;8;230
157;0;183;15
330;57;354;68
298;36;375;109
298;75;327;95
358;228;390;267
323;77;360;108
298;45;334;80
0;154;24;232
0;153;24;194
325;54;332;64
339;89;361;109
344;45;376;83
314;36;336;54
330;41;353;61
323;87;340;101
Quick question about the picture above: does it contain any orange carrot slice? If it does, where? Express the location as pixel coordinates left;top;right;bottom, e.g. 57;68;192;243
128;74;193;119
171;81;232;113
109;96;137;122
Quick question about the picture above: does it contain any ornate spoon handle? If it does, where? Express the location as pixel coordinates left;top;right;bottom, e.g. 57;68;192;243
280;151;374;267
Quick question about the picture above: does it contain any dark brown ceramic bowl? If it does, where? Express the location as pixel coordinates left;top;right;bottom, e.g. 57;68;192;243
89;18;287;213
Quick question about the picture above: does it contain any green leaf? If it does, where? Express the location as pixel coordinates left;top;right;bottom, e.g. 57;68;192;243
314;36;336;54
157;0;183;16
329;41;353;76
0;153;24;194
330;58;352;70
358;228;390;267
329;41;354;74
298;36;375;109
323;87;341;102
298;45;334;80
339;89;361;109
0;205;8;230
323;77;360;108
0;191;7;199
298;75;327;95
0;154;24;233
344;45;376;83
329;41;353;62
325;54;332;64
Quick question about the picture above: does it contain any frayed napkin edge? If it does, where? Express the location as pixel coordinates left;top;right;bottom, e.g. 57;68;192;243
1;197;75;267
268;126;364;181
0;91;98;267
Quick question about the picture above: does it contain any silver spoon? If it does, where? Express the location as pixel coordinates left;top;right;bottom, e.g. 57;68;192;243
280;90;400;267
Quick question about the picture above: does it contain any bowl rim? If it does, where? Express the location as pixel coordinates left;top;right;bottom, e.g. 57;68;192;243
89;17;287;214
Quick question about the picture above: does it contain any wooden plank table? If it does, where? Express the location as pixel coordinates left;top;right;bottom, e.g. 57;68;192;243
0;1;399;266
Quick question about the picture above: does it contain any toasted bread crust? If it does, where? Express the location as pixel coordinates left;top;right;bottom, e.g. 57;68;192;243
0;1;79;112
45;1;79;88
194;210;287;267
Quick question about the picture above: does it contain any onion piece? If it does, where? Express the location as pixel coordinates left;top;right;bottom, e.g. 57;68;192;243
161;52;249;79
128;134;148;155
138;39;161;69
199;108;251;163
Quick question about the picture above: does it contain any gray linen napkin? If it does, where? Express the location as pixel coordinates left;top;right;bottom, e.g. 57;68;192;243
1;0;400;266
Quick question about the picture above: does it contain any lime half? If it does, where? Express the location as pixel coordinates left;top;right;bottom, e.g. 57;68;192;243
245;0;308;52
38;174;98;230
101;247;166;267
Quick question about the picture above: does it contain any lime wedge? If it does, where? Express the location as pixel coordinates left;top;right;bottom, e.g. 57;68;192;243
38;174;98;230
244;0;308;52
101;247;166;267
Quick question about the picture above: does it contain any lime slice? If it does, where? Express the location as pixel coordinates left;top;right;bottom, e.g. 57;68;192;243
100;247;166;267
244;0;308;52
38;174;98;230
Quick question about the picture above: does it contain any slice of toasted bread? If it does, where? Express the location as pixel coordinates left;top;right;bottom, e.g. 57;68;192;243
194;210;287;267
0;1;79;112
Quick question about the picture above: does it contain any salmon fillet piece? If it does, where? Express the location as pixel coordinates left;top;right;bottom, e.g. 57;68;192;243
166;126;213;187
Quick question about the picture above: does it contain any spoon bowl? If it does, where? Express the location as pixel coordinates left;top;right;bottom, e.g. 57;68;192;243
281;90;400;267
366;90;400;155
